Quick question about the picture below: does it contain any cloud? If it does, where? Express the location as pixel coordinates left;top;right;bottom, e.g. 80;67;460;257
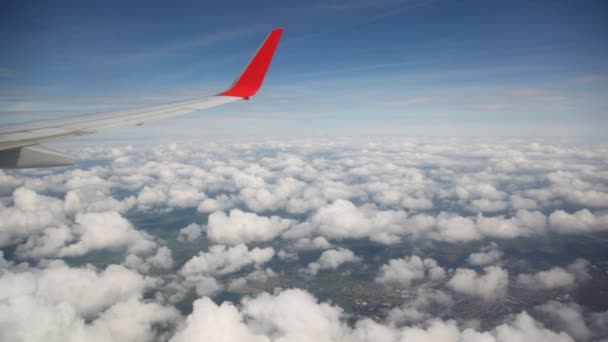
0;187;156;260
379;96;434;106
516;259;590;290
476;210;547;239
387;288;454;324
1;140;607;341
171;244;275;297
517;267;575;290
292;236;332;251
63;189;135;215
574;74;608;83
0;261;152;317
0;67;13;77
0;279;179;342
228;268;277;292
277;249;299;261
306;248;361;275
198;195;238;213
467;243;503;266
169;297;268;342
207;209;295;245
4;140;607;249
548;209;608;234
536;301;591;341
106;27;256;65
166;184;207;208
589;310;608;339
177;222;204;242
147;246;174;269
447;266;509;301
433;214;481;242
469;198;508;213
310;199;407;244
170;288;574;342
525;171;608;210
0;188;66;247
238;177;313;213
510;195;538;210
88;296;181;341
180;244;275;277
376;255;446;288
135;185;167;208
57;211;156;257
0;261;179;342
492;312;574;342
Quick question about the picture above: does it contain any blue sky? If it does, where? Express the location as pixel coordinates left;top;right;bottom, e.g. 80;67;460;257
1;0;607;139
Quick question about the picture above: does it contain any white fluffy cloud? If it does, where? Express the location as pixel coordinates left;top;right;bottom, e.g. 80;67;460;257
310;199;407;244
387;288;454;324
0;291;179;342
0;187;157;260
0;260;180;342
516;259;590;290
467;243;503;266
172;244;275;297
292;236;332;251
207;209;295;245
63;188;135;216
0;188;66;247
476;210;547;239
170;296;268;342
1;140;607;341
548;209;608;234
0;294;180;342
517;268;575;290
58;211;156;257
170;288;574;342
306;248;360;275
177;222;204;242
433;214;481;242
447;266;509;301
0;261;151;317
536;301;591;341
4;140;607;252
197;195;237;213
492;312;574;342
147;246;174;269
181;244;275;277
376;256;446;288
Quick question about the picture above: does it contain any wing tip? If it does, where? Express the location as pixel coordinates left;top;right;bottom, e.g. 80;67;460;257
218;28;284;98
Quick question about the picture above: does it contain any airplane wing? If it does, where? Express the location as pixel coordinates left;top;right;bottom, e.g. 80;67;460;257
0;28;284;169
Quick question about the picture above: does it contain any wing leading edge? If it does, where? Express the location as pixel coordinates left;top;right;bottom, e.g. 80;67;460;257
0;28;284;169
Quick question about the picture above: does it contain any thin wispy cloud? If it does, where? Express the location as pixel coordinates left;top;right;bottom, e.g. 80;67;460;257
574;74;608;84
379;96;434;106
322;0;428;10
0;68;14;77
105;28;260;66
466;87;570;112
508;87;568;102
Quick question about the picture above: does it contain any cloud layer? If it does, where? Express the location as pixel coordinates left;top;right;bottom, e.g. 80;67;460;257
1;139;607;341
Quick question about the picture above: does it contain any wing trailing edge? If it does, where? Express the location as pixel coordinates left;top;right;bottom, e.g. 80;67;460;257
0;144;75;169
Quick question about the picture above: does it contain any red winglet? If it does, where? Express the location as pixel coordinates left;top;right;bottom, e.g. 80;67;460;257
218;28;283;98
